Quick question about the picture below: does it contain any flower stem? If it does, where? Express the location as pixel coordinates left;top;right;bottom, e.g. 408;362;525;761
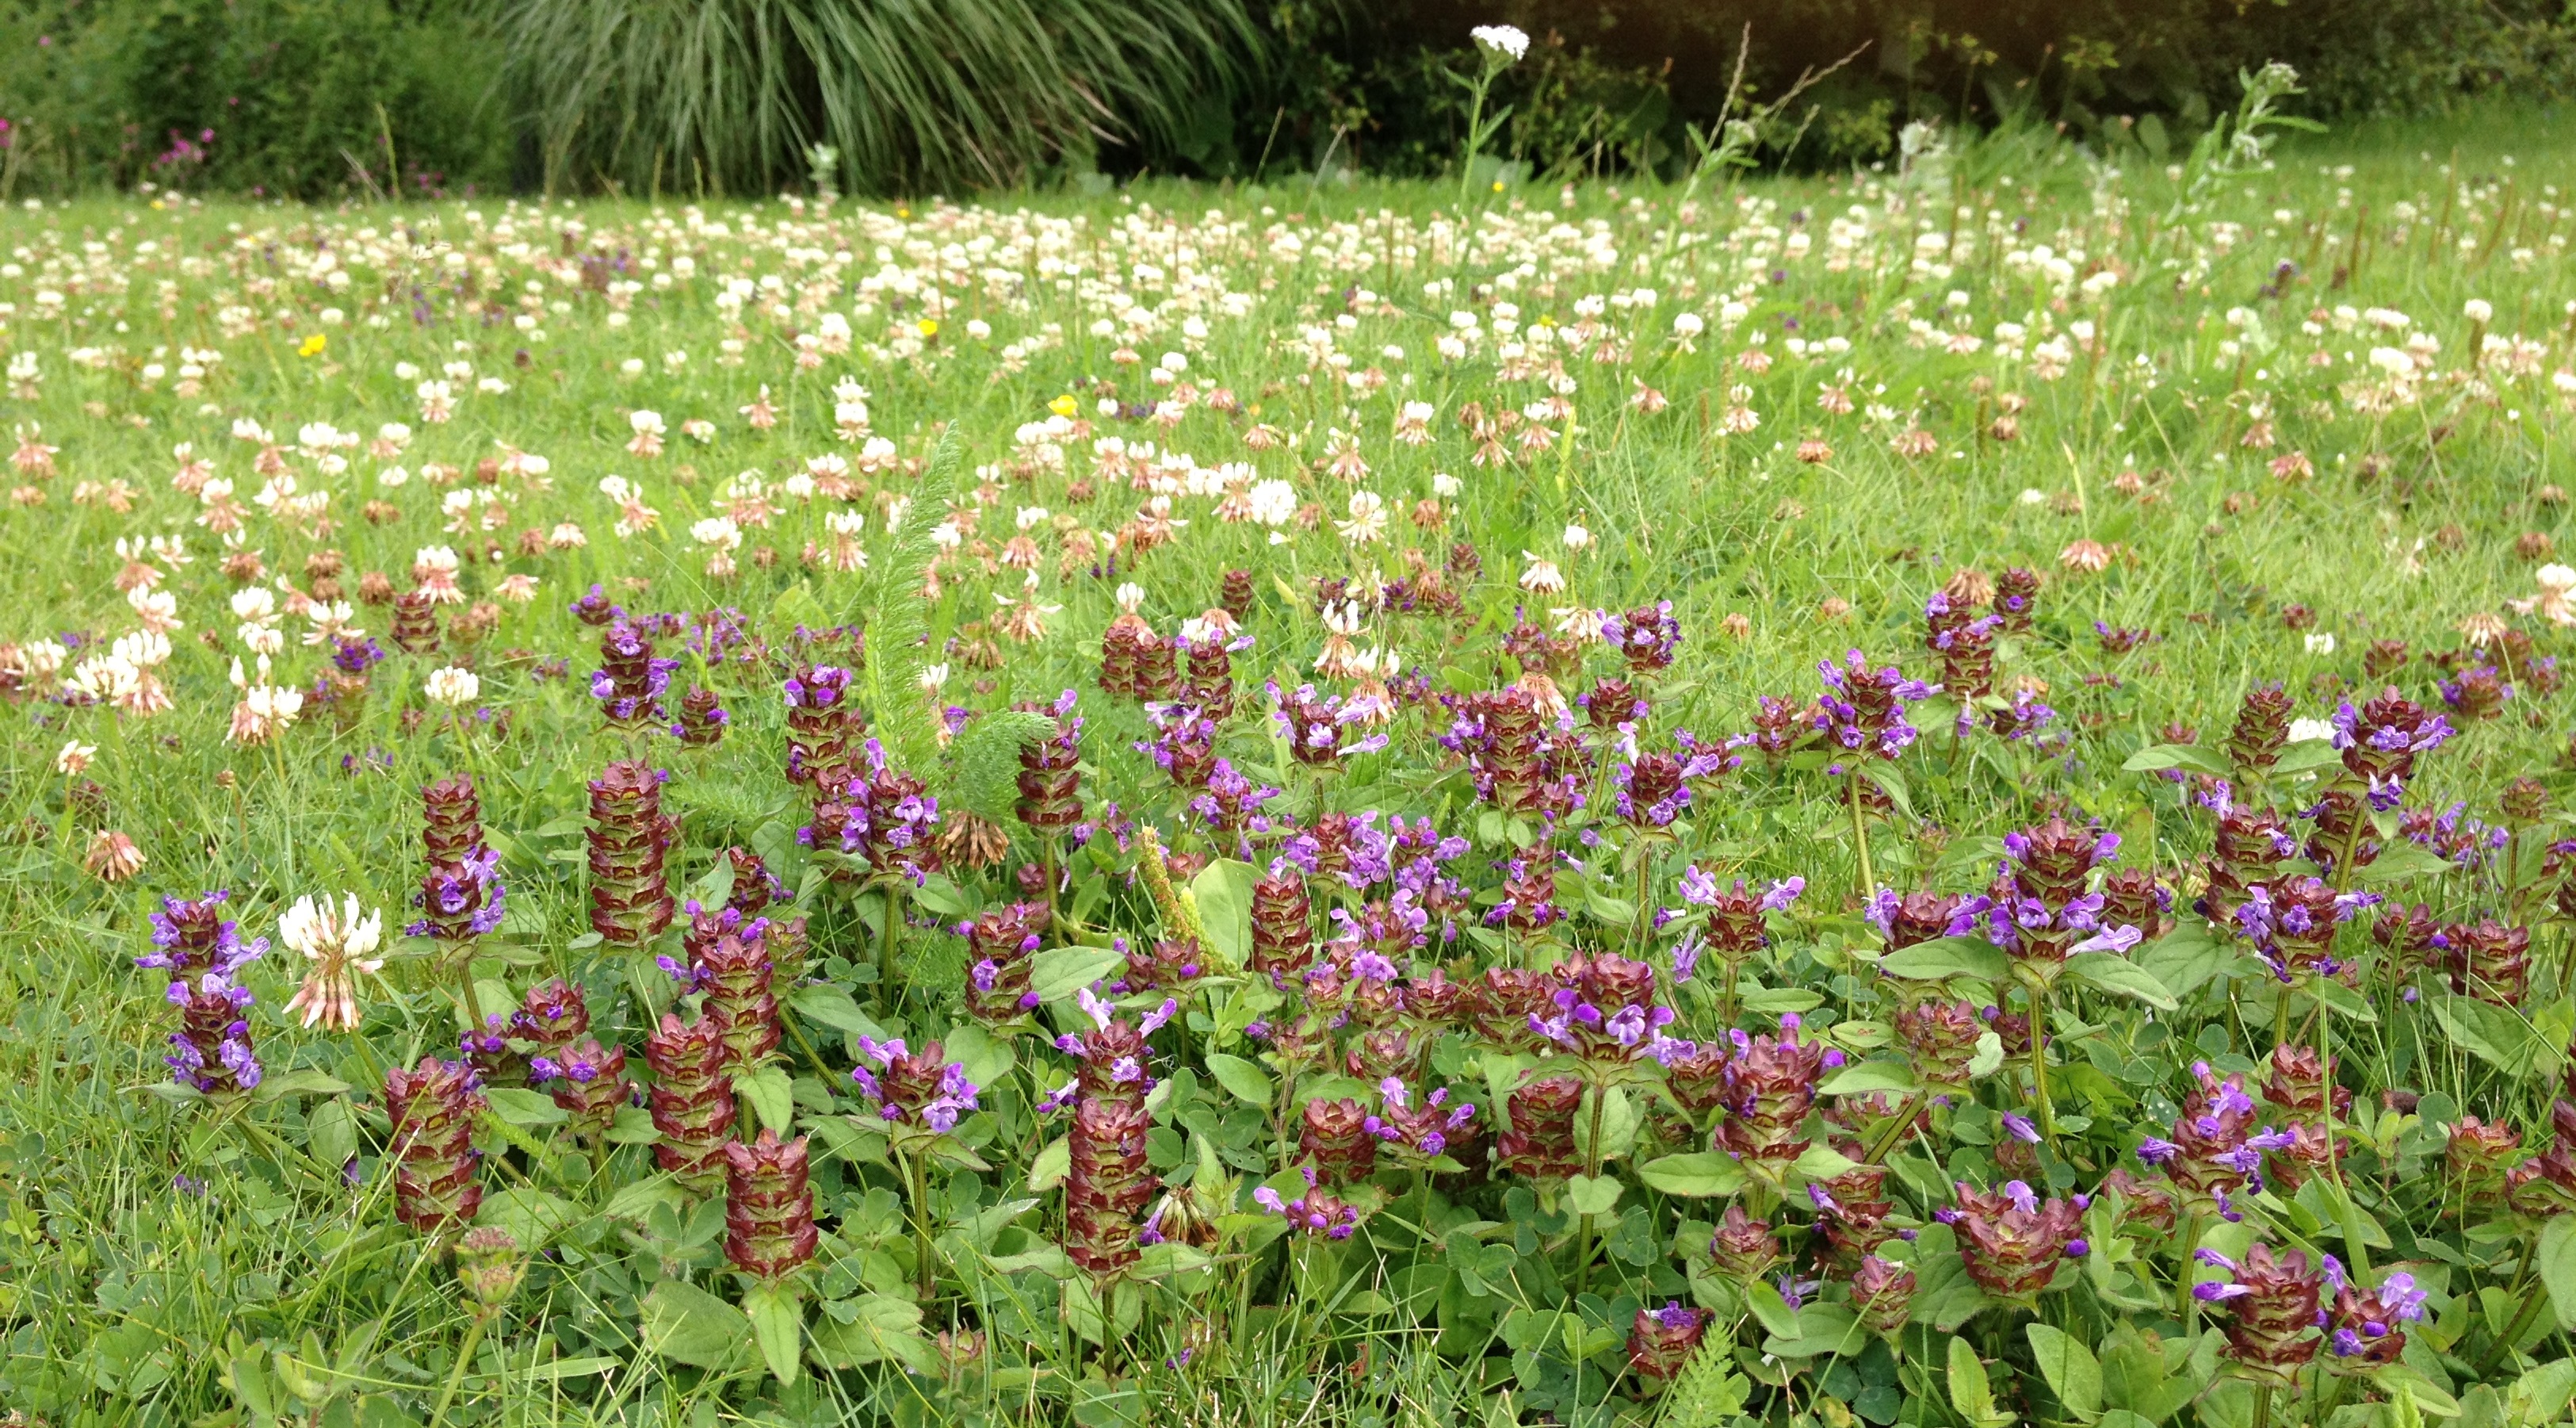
2026;979;2056;1142
1847;770;1876;907
907;1148;937;1300
877;884;901;1008
428;1313;490;1428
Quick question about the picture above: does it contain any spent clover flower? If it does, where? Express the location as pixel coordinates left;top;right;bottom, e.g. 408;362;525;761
277;892;384;1032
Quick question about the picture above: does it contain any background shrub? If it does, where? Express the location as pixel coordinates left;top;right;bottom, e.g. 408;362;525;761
0;0;2566;197
0;0;512;198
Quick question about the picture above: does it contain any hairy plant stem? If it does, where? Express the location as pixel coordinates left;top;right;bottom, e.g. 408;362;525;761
428;1313;491;1428
1847;769;1875;907
1863;1091;1923;1164
907;1148;937;1300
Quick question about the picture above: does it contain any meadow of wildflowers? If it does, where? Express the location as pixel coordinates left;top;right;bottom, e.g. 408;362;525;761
11;71;2576;1428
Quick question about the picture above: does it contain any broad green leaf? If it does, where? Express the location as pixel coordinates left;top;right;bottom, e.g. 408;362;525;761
808;1293;937;1372
1819;1059;1917;1097
1967;1031;2007;1079
2137;924;2233;1000
2507;1357;2576;1427
602;1172;686;1222
735;1065;795;1135
251;1068;350;1103
1190;858;1256;967
643;1278;752;1370
1565;1173;1623;1216
2429;995;2559;1078
2068;954;2177;1010
1202;1052;1275;1105
1638;1151;1748;1198
1028;1135;1072;1192
2027;1323;2104;1421
2538;1214;2576;1331
1949;1334;2011;1428
786;982;883;1039
1882;936;2009;982
2356;838;2461;887
476;1187;579;1249
304;1097;357;1171
483;1086;567;1127
1745;1281;1803;1340
1029;944;1126;1004
1744;985;1825;1015
2121;743;2231;776
743;1284;803;1385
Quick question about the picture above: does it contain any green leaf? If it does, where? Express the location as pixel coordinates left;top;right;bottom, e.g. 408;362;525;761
743;1284;803;1385
476;1188;580;1250
1764;1304;1865;1361
483;1086;568;1127
2137;924;2232;999
2429;995;2561;1078
1029;944;1126;1004
2026;1323;2104;1421
736;1065;795;1135
1028;1135;1072;1192
643;1278;752;1370
1820;1059;1918;1096
304;1097;357;1171
606;1104;660;1145
1881;936;2009;982
2356;840;2462;888
808;1293;936;1372
1565;1173;1623;1216
787;982;883;1039
1967;1030;2007;1078
2508;1357;2576;1428
1743;985;1825;1015
1190;858;1256;967
251;1068;350;1103
2068;954;2177;1010
2538;1215;2576;1331
1202;1051;1274;1105
602;1172;687;1222
1745;1281;1803;1340
2121;743;2232;777
2271;738;2346;775
1638;1151;1748;1198
1948;1334;2013;1428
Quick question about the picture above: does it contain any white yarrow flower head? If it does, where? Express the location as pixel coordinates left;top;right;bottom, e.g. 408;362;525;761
424;666;480;706
2303;632;2337;656
279;893;385;1032
2287;717;2337;743
1471;23;1529;64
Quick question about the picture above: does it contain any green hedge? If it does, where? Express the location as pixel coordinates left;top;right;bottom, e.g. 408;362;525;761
0;0;512;198
0;0;2563;197
1203;0;2576;181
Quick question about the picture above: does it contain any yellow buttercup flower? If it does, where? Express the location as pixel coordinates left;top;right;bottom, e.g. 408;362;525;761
1049;394;1079;419
917;319;939;339
297;334;327;358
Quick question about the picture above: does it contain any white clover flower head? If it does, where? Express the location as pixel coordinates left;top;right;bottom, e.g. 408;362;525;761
424;666;480;706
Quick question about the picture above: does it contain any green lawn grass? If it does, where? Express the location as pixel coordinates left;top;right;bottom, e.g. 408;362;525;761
6;94;2576;1427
